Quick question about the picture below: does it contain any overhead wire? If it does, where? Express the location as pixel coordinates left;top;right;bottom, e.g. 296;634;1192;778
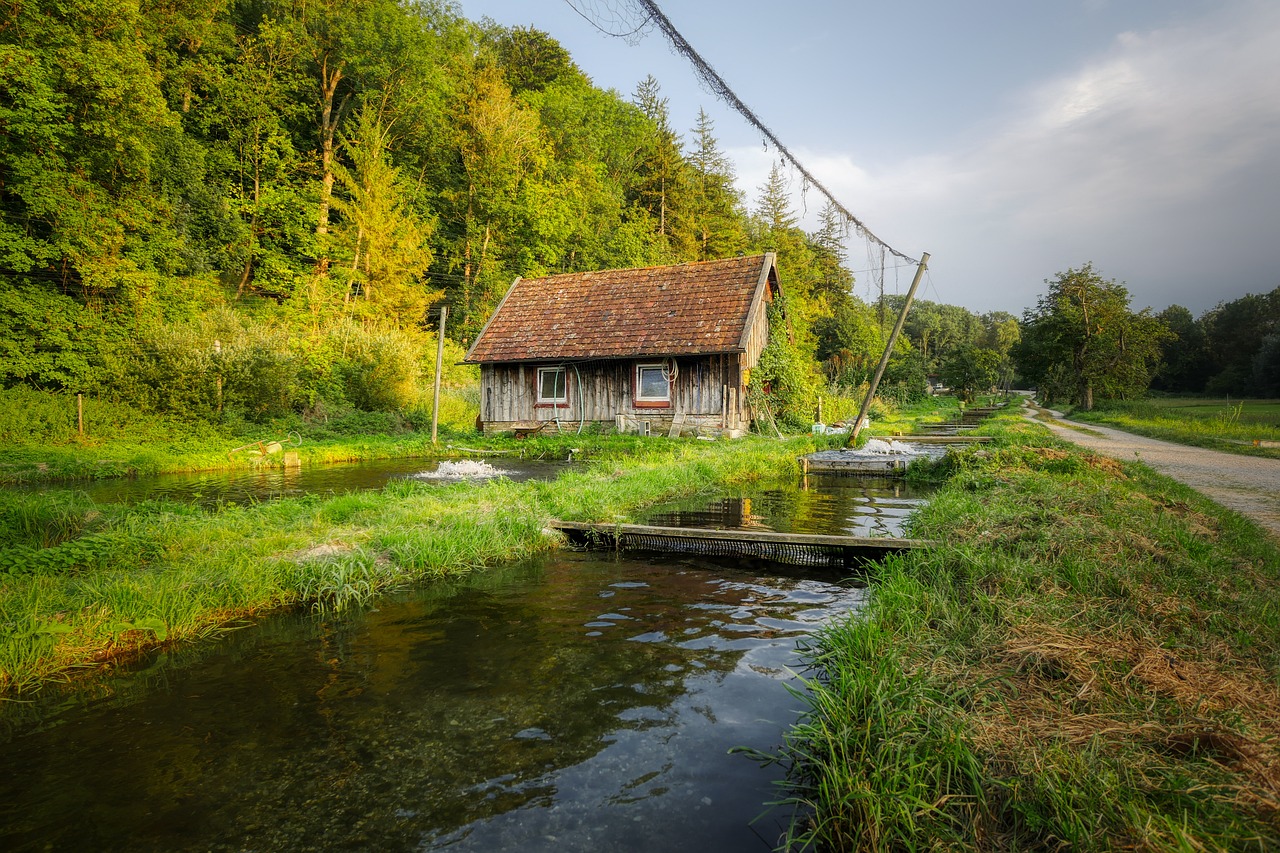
588;0;920;266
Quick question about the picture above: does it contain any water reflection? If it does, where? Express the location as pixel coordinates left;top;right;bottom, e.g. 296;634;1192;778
643;474;932;539
19;456;568;507
0;552;865;852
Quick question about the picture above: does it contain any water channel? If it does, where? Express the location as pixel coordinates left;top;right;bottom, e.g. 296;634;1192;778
1;462;935;851
18;455;570;507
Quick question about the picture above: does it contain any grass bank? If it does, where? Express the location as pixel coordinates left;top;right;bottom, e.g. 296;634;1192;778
766;408;1280;850
0;436;823;695
1066;397;1280;459
0;386;484;485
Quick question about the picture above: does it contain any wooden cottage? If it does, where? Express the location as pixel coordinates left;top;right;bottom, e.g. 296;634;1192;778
464;253;784;437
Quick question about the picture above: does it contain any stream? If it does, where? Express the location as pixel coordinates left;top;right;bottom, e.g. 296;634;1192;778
1;552;867;851
1;463;934;851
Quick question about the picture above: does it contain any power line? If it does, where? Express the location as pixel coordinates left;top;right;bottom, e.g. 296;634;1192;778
582;0;920;265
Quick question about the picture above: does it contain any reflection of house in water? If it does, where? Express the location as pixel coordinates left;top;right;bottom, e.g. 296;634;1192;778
644;497;767;530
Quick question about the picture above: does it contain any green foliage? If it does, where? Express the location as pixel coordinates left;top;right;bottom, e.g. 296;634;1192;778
880;349;931;405
1;530;159;578
815;298;885;388
1016;264;1170;410
752;302;821;430
0;283;106;391
102;310;304;422
940;345;1000;403
1200;287;1280;396
329;322;423;412
1254;334;1280;397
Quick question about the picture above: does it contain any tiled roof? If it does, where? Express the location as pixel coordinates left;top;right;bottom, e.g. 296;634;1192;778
465;254;777;363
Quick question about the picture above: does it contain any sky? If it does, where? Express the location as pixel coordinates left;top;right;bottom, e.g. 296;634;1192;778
451;0;1280;317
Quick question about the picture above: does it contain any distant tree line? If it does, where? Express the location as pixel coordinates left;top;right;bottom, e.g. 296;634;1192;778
1013;264;1278;409
1152;288;1280;398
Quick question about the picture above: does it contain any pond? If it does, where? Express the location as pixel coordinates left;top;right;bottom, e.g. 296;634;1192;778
20;456;570;507
0;550;866;852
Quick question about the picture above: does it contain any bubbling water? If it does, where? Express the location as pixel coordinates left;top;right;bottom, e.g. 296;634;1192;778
859;438;920;455
413;459;513;480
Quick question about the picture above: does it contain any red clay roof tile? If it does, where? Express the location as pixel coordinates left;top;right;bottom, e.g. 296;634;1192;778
465;255;774;363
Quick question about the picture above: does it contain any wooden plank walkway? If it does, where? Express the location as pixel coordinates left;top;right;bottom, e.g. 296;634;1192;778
888;435;993;444
550;520;935;567
802;456;909;474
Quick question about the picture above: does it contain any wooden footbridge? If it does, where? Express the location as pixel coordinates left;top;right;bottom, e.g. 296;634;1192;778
550;520;934;568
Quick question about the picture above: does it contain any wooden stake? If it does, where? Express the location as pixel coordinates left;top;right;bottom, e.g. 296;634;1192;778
431;305;447;444
214;339;223;415
77;393;84;436
850;252;930;445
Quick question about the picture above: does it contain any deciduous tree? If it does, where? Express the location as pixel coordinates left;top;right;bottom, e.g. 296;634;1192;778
1015;264;1169;410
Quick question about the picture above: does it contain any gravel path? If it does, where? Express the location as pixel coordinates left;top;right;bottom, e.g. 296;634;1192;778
1026;404;1280;541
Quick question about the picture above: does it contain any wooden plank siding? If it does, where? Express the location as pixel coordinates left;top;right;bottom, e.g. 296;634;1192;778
467;254;783;437
480;354;751;435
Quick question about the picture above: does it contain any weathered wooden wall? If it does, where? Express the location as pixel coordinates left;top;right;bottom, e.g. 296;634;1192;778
480;355;751;434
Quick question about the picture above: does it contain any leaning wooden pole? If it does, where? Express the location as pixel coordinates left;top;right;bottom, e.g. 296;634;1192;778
849;252;930;445
431;305;447;445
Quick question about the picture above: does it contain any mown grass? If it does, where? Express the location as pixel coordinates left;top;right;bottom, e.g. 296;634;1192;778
0;435;818;695
1068;397;1280;459
766;409;1280;850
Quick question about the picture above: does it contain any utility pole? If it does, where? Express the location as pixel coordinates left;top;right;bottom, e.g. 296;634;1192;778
849;252;930;445
431;306;447;445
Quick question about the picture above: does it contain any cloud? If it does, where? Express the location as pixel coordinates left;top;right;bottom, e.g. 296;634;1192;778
733;1;1280;313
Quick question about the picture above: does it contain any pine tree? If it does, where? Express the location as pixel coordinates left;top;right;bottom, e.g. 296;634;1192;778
687;108;744;260
332;106;437;327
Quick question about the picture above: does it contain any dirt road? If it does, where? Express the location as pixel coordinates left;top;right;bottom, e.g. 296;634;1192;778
1027;404;1280;541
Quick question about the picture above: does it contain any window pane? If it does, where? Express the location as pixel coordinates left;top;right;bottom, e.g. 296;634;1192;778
539;368;565;401
638;366;668;400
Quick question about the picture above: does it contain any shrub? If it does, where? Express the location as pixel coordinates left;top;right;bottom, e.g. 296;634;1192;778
328;322;423;412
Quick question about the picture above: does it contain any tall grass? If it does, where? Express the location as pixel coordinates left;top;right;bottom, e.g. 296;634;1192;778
0;386;485;485
763;409;1280;849
0;436;817;694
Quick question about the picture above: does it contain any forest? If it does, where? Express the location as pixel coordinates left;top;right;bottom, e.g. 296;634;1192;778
2;0;1277;438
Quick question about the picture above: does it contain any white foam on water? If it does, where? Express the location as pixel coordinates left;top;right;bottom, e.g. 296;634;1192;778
414;460;512;480
860;439;920;455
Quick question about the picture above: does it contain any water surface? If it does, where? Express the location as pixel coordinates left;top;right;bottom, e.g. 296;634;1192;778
642;473;932;539
0;551;866;852
20;456;567;507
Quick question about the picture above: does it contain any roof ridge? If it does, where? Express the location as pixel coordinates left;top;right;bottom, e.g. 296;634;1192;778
517;254;767;282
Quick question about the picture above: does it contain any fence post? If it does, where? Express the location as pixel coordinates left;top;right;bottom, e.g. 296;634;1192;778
431;305;448;445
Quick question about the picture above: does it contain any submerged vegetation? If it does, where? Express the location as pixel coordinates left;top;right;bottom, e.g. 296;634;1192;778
765;408;1280;850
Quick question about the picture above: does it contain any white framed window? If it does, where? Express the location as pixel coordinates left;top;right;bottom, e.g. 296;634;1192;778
635;362;671;406
536;366;568;405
